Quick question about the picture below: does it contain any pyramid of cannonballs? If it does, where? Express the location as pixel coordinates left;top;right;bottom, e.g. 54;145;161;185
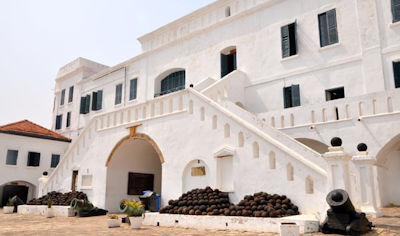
160;187;300;217
27;191;88;206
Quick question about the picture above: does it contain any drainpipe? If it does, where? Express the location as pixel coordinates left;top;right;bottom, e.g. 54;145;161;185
123;66;127;107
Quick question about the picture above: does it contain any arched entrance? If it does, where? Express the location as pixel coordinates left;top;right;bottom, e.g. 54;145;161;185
0;181;35;207
376;134;400;207
296;138;329;154
105;133;163;212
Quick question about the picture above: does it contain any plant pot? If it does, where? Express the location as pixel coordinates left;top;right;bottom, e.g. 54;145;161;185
46;207;54;218
3;206;14;214
107;219;121;228
129;216;143;229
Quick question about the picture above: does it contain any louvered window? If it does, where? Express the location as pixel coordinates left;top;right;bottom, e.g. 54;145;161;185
394;61;400;88
283;84;301;108
129;79;138;100
318;9;338;47
115;84;123;105
92;90;103;111
155;71;185;97
281;22;297;58
392;0;400;23
55;115;62;130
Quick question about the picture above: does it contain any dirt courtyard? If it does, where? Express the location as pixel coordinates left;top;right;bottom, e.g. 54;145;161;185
0;207;399;236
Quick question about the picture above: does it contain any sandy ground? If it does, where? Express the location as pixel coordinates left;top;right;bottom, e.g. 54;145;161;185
0;207;399;235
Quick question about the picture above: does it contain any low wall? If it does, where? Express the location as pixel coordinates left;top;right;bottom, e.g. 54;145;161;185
17;205;74;217
143;213;319;233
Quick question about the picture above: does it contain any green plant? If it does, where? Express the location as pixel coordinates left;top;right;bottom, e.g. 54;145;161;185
46;194;53;208
6;198;14;207
120;199;144;217
108;214;119;219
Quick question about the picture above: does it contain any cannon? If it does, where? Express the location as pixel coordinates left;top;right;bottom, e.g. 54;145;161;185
70;198;108;217
321;189;373;235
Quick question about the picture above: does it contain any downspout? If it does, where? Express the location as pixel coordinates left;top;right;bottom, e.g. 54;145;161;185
123;66;127;107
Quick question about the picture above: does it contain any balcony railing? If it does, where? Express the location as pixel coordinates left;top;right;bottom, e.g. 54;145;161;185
154;86;185;98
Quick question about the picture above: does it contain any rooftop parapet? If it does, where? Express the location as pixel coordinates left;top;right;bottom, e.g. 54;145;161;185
56;57;109;81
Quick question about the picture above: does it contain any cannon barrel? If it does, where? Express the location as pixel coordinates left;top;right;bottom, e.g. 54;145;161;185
326;189;355;214
70;198;94;212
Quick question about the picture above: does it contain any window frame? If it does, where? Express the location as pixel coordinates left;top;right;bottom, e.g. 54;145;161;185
318;9;339;48
55;114;62;130
60;89;66;106
50;154;61;168
325;87;345;101
281;22;298;58
27;151;41;167
392;0;400;23
283;84;301;109
129;78;138;101
66;111;71;128
115;83;123;105
5;149;18;166
68;86;74;103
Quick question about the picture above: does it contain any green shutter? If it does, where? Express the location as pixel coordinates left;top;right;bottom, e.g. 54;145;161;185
281;25;290;58
233;52;237;70
318;12;329;47
97;90;103;110
221;54;229;78
394;61;400;88
85;95;91;114
92;91;98;110
291;84;301;107
393;0;400;22
115;84;122;105
327;9;338;45
80;97;85;114
283;87;288;108
130;79;137;100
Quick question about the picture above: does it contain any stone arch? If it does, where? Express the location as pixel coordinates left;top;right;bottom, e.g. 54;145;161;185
105;132;164;212
0;180;36;206
182;159;211;193
295;138;329;154
106;132;165;167
376;134;400;206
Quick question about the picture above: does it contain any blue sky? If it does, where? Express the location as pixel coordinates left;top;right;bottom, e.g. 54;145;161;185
0;0;214;128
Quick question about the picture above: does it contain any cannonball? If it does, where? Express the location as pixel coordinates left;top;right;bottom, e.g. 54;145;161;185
357;143;368;152
331;137;342;147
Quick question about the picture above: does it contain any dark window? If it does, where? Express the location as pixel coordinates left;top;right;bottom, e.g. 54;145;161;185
283;84;301;108
130;79;138;100
127;172;154;195
393;61;400;88
92;90;103;111
225;6;231;17
326;87;345;101
66;112;71;128
318;9;338;47
55;115;62;130
6;150;18;165
68;86;74;103
392;0;400;23
71;170;78;191
156;71;186;97
80;95;91;114
60;89;66;106
115;84;123;105
51;154;60;168
27;152;40;167
221;49;237;78
281;23;297;58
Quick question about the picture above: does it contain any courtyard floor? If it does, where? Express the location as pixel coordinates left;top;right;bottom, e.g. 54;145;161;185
0;207;399;235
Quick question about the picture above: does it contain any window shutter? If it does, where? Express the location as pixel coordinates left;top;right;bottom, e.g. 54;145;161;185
233;52;237;70
80;97;85;114
130;79;137;100
97;90;103;110
291;84;301;107
66;112;71;127
92;91;98;110
68;86;74;103
60;89;65;105
393;0;400;23
221;54;229;78
85;95;91;114
327;9;338;45
281;25;290;58
394;61;400;88
283;87;288;108
289;23;297;55
318;13;329;47
115;84;122;105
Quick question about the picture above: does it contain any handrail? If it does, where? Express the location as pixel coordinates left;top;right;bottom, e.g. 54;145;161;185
188;88;328;177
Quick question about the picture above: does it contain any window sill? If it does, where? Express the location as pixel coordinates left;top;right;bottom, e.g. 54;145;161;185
114;103;123;108
390;21;400;28
26;166;40;169
281;54;299;62
319;42;341;51
4;164;18;168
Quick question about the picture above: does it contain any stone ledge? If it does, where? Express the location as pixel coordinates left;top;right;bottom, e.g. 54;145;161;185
142;213;319;233
17;205;74;217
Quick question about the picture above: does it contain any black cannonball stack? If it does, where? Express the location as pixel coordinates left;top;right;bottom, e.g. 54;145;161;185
159;187;232;216
27;191;88;206
160;187;300;218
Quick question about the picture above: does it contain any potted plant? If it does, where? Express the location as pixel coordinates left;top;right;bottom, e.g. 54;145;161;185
45;194;54;218
107;214;121;228
3;198;14;214
119;199;145;229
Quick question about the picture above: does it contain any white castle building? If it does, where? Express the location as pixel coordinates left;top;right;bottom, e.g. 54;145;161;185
43;0;400;219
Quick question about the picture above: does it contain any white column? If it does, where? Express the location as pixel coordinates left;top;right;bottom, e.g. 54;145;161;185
323;146;351;192
352;152;382;217
37;174;49;198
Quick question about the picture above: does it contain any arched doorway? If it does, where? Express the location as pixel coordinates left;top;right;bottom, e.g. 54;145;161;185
105;134;163;212
154;69;185;97
182;159;211;193
296;138;329;154
376;134;400;207
0;181;35;207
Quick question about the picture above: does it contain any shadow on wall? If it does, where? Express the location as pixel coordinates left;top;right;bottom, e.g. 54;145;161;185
0;181;36;207
296;138;329;154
